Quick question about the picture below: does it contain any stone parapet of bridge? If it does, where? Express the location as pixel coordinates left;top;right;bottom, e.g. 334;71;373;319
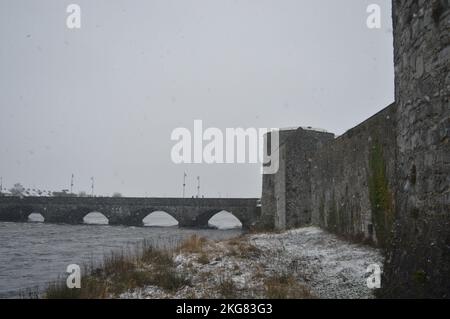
0;196;260;229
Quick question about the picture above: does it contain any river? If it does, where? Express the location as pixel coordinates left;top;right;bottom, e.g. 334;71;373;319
0;220;242;298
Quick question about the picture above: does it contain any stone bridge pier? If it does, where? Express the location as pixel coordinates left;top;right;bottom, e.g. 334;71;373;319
0;197;260;229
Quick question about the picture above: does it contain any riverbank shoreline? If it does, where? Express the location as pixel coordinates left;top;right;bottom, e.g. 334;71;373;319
44;226;382;299
0;221;241;298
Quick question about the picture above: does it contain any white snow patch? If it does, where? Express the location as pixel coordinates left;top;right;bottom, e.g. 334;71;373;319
250;226;383;299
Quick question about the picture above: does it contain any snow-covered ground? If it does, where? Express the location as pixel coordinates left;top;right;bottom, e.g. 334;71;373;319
0;188;53;197
250;227;383;298
119;226;383;299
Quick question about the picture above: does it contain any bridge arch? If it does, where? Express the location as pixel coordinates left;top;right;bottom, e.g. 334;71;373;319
83;211;109;225
142;211;179;227
194;209;244;229
207;210;243;229
28;212;45;223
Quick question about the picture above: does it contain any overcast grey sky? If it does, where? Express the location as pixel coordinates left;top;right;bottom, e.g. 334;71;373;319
0;0;394;198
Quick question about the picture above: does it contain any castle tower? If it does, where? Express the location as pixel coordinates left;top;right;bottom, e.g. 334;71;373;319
260;127;334;230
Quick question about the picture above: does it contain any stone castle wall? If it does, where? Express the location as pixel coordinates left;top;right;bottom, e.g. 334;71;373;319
260;128;334;230
260;103;397;246
382;0;450;298
260;0;449;297
311;103;397;246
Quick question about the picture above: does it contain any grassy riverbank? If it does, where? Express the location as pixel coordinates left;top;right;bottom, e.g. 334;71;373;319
45;239;190;298
45;227;382;299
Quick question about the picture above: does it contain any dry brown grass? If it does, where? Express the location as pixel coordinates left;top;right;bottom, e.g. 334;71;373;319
46;274;108;299
45;241;189;299
217;276;237;299
264;273;314;299
226;239;261;259
197;252;210;265
139;241;174;267
252;266;266;280
179;234;208;253
102;251;136;277
247;224;286;235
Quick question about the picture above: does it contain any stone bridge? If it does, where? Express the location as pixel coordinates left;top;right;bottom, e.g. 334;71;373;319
0;196;260;229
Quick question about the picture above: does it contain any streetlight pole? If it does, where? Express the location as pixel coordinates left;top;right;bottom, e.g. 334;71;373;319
91;177;94;197
70;174;74;194
182;172;187;198
196;176;200;198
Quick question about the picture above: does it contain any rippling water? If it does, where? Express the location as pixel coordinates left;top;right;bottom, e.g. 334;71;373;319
0;222;242;298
